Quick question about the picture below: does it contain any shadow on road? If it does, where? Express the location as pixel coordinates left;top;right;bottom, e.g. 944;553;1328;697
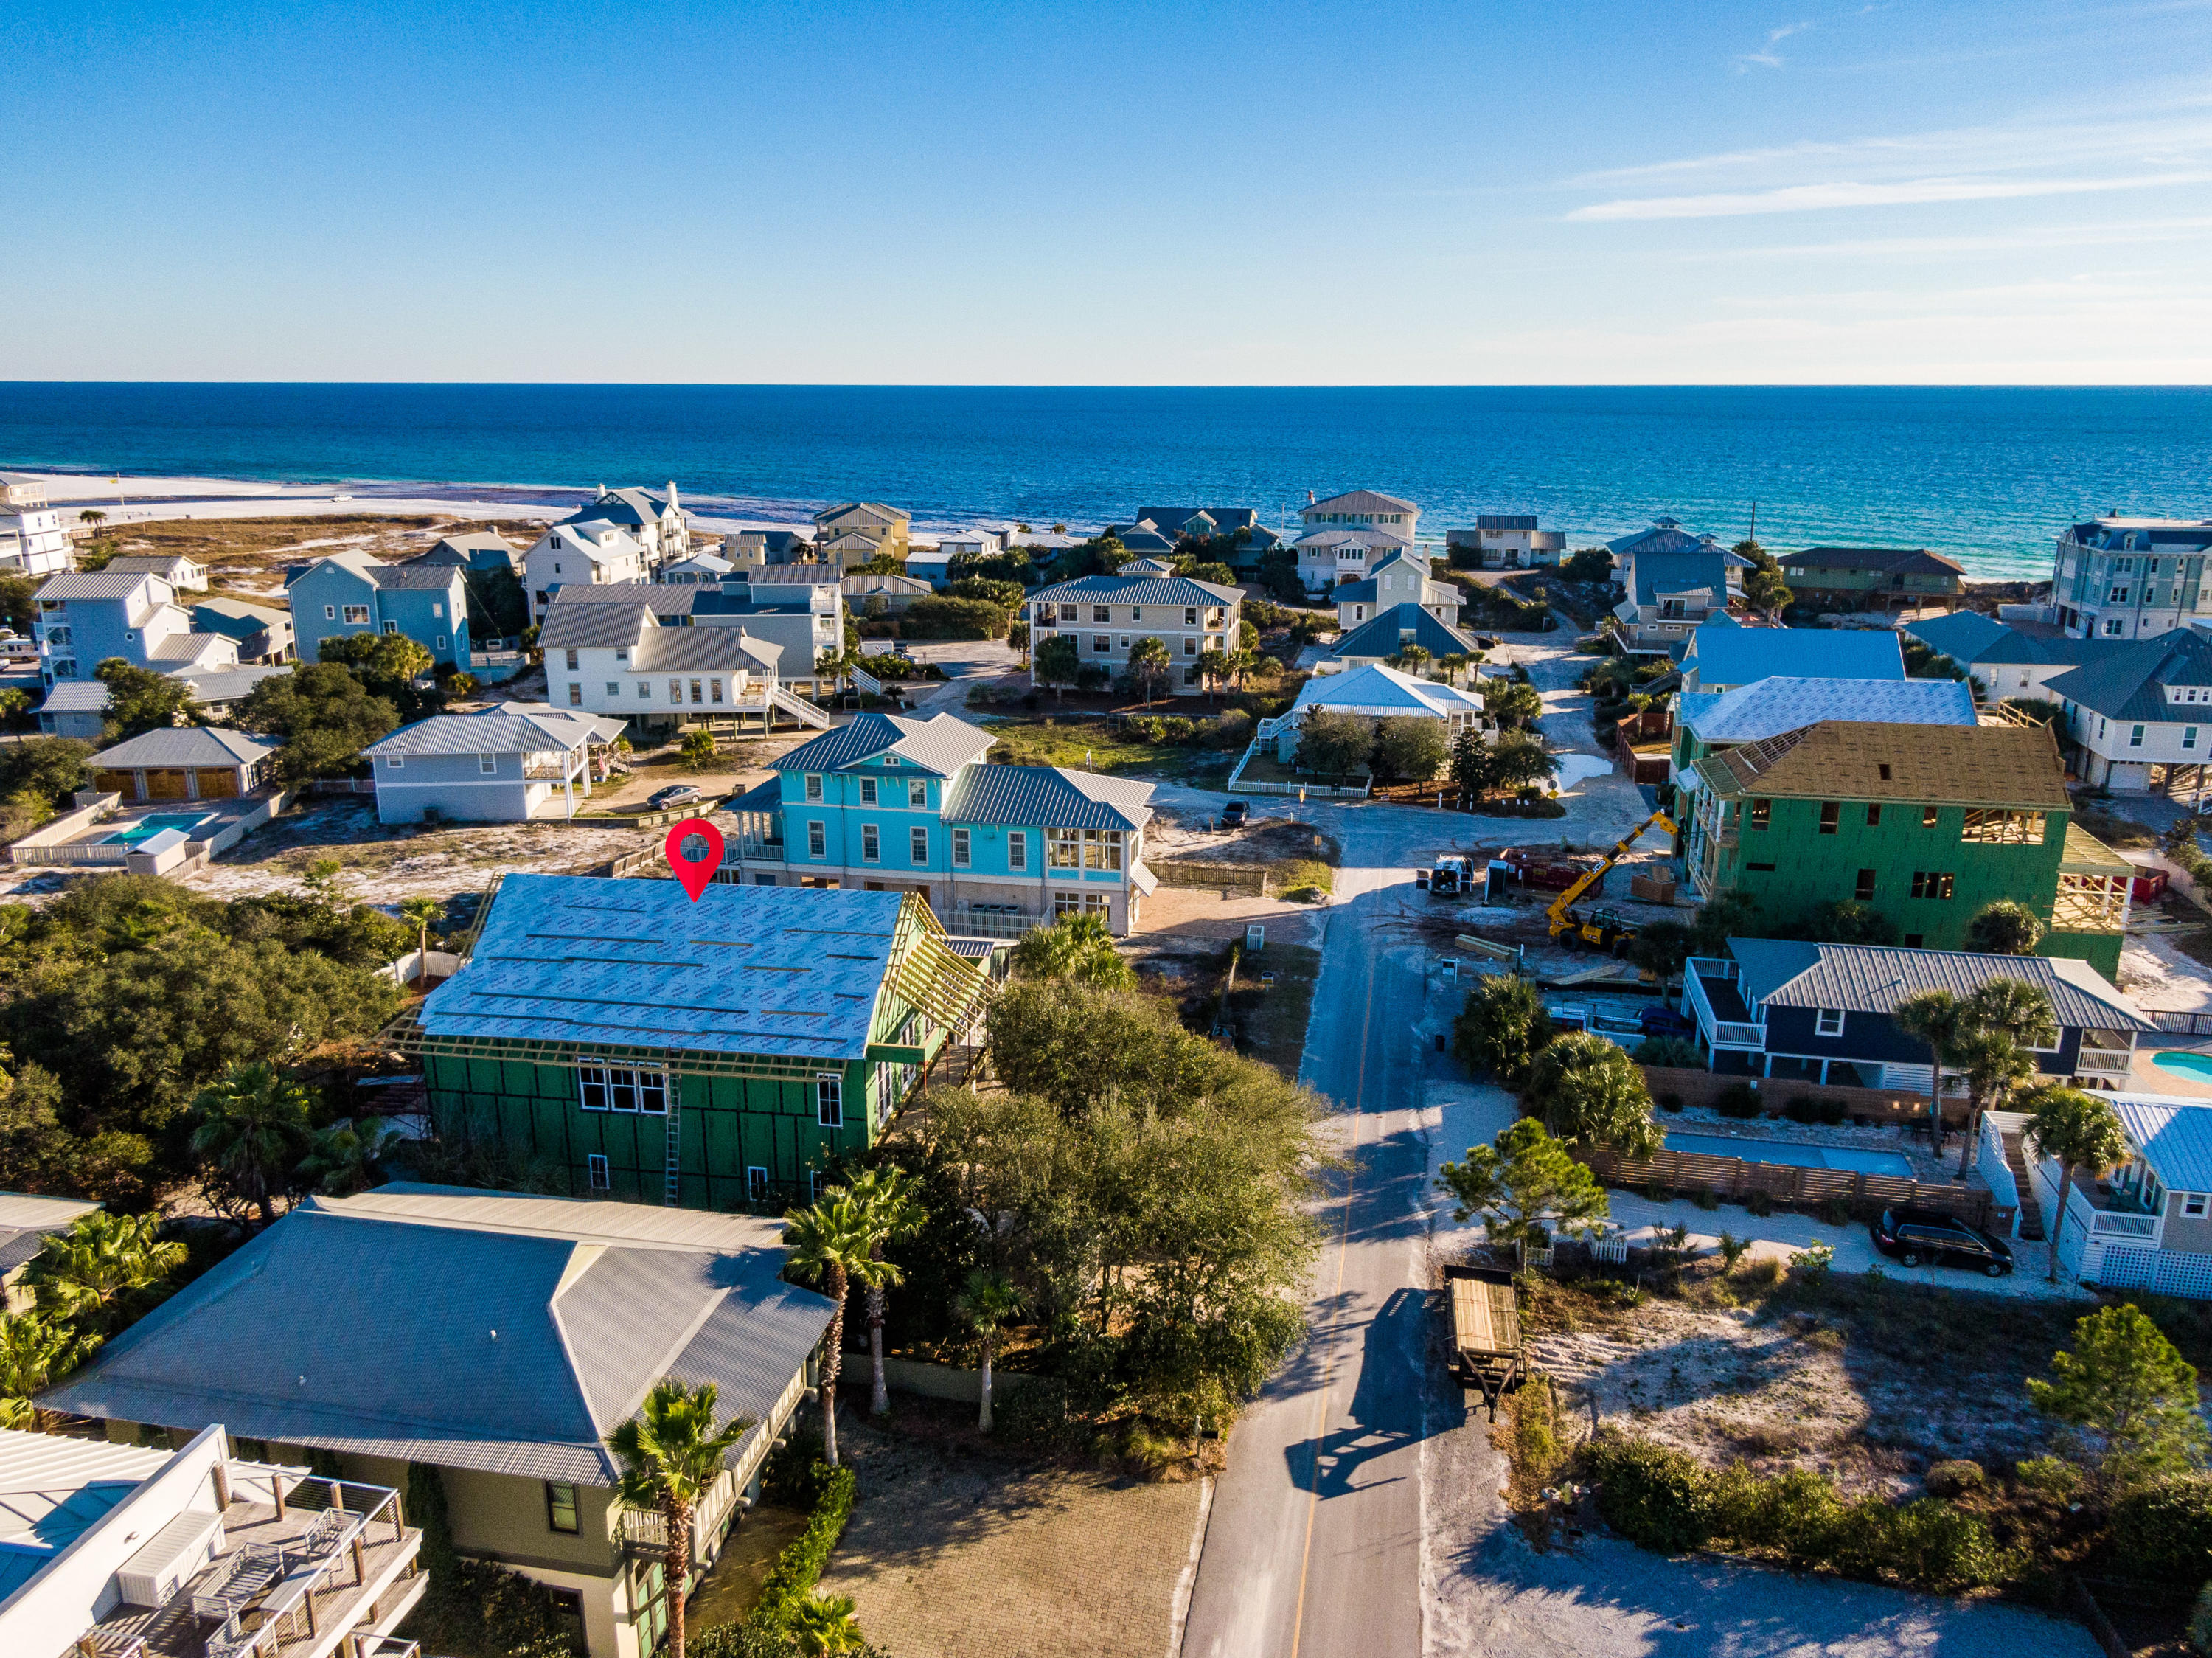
1281;1287;1455;1499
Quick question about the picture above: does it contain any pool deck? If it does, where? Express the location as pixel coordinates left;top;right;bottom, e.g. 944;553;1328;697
2128;1038;2212;1100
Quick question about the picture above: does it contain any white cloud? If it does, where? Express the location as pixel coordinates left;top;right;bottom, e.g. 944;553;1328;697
1568;170;2212;221
1733;21;1812;72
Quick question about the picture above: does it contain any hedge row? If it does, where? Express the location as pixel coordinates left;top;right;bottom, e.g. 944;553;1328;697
1582;1434;2006;1594
745;1463;858;1634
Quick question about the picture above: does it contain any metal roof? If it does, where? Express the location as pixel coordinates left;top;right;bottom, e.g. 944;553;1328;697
1727;937;2149;1030
362;706;622;760
100;554;203;575
1626;549;1741;608
1329;603;1481;662
632;628;781;673
1693;719;2070;808
1779;547;1966;577
0;1193;99;1279
146;633;235;665
1905;612;2121;670
39;1186;835;1488
538;600;652;650
942;764;1155;833
174;666;292;703
1682;621;1905;684
35;572;159;601
1307;489;1417;515
419;873;907;1061
777;712;995;779
35;682;111;714
1679;676;1977;743
1291;661;1485;720
2112;1100;2212;1194
366;562;466;592
1027;572;1242;606
1475;515;1539;531
2044;628;2212;722
91;726;277;769
0;1427;171;1605
1607;520;1729;558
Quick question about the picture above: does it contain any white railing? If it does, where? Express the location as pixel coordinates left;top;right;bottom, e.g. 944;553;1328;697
1978;1111;2021;1216
1682;967;1764;1051
945;908;1048;940
2092;1209;2159;1238
2074;1047;2134;1075
9;839;129;866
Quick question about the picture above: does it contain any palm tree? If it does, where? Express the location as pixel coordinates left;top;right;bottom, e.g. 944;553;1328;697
835;1166;925;1418
952;1267;1025;1432
1395;643;1432;679
782;1194;899;1468
189;1061;313;1227
791;1592;866;1656
1196;649;1230;704
399;895;442;974
1008;912;1133;988
25;1212;185;1335
296;1116;405;1196
1954;979;2060;1176
0;1308;97;1429
2023;1083;2132;1283
1950;1030;2035;1180
1893;990;1966;1155
605;1378;754;1658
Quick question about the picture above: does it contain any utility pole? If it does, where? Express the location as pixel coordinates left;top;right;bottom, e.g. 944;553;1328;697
1747;501;1757;549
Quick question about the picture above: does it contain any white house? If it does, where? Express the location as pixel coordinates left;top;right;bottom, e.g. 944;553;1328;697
1445;516;1565;569
0;474;74;577
658;552;734;586
1269;662;1486;764
526;521;650;617
2051;516;2212;641
101;552;209;591
538;590;787;732
555;483;692;569
1294;490;1419;593
362;704;627;824
935;530;1002;561
2048;624;2212;797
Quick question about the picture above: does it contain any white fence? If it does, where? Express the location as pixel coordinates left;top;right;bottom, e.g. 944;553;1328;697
380;949;462;987
4;791;122;864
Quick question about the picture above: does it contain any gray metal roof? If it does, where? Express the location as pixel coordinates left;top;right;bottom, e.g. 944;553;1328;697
632;628;781;673
362;706;622;760
777;712;994;778
366;563;466;592
1028;572;1242;606
35;572;160;600
1679;676;1976;743
2112;1100;2212;1194
1728;937;2150;1030
942;764;1154;833
0;1192;99;1278
419;873;908;1061
538;601;652;650
39;1186;834;1487
175;665;293;704
100;554;203;575
145;633;234;664
91;726;277;769
1307;488;1417;515
35;681;111;714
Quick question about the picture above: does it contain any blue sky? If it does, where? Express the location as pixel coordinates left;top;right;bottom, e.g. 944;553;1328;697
8;0;2212;382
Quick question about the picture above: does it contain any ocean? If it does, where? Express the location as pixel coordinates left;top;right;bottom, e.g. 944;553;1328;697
4;384;2210;581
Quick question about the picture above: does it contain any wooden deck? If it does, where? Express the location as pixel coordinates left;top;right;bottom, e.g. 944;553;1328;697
1450;1272;1519;1358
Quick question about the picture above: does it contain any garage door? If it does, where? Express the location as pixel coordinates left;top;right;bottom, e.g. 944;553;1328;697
145;770;191;800
94;770;141;802
194;768;239;799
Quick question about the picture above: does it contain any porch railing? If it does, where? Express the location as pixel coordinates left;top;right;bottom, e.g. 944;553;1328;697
2073;1047;2133;1075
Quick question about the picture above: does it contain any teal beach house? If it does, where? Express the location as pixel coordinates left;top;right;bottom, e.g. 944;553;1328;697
724;710;1158;935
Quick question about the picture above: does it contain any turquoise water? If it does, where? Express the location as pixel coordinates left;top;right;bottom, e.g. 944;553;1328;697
5;384;2210;580
100;812;213;845
1666;1132;1914;1179
2151;1052;2212;1084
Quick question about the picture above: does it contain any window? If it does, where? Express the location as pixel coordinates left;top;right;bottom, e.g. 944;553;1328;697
342;605;370;625
605;681;619;696
953;828;970;867
562;648;580;671
1093;634;1110;653
1092;605;1110;622
1048;827;1082;868
386;756;403;770
1855;868;1877;901
638;681;650;699
2110;586;2132;603
1815;1008;1846;1037
1818;802;1840;835
580;1064;667;1114
432;603;444;618
324;605;336;620
805;774;824;802
1129;608;1142;622
1748;799;1770;830
579;1067;609;1111
1961;809;2048;844
748;1167;769;1202
1060;604;1076;622
807;819;826;858
862;824;880;862
1184;637;1197;656
1007;830;1027;870
1082;828;1123;871
1922;804;1939;827
2187;1194;2208;1218
479;753;497;775
1745;861;1776;873
2189;727;2200;751
909;779;927;808
860;777;877;805
711;678;724;704
817;1073;844;1128
1118;636;1130;649
1910;870;1957;900
568;683;582;707
2106;619;2126;636
1866;804;1882;826
668;678;682;704
689;679;703;704
1185;606;1199;625
911;826;928;864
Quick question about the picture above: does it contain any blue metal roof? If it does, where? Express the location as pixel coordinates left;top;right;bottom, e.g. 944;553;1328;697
1683;623;1905;686
1330;603;1481;662
2113;1100;2212;1195
420;873;905;1060
942;764;1154;832
775;711;994;777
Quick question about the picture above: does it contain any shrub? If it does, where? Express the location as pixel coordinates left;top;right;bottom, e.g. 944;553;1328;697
2111;1473;2212;1584
1658;1092;1684;1113
1693;1190;1717;1211
1925;1460;1986;1499
1877;1498;2005;1592
745;1463;858;1635
1818;1197;1851;1227
1633;1036;1702;1068
1715;1082;1761;1120
1740;1255;1783;1287
1816;1097;1848;1125
1745;1190;1774;1218
1582;1432;1710;1553
1783;1097;1820;1125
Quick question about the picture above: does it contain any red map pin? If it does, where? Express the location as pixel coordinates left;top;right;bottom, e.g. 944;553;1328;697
664;816;725;901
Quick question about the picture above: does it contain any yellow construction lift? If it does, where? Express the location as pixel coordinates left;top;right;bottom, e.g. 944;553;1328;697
1545;808;1678;952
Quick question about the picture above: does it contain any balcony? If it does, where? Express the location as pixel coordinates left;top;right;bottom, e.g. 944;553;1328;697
1684;957;1765;1052
2073;1046;2134;1077
76;1471;423;1658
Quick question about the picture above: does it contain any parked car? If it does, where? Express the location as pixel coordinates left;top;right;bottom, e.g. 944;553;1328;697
1638;1007;1697;1038
1220;800;1250;828
1868;1207;2014;1277
648;784;704;809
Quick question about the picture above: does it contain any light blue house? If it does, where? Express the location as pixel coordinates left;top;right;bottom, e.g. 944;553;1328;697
724;710;1158;935
288;551;471;670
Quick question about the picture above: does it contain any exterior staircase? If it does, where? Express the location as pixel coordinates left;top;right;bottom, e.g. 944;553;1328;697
2003;1128;2046;1240
768;685;834;729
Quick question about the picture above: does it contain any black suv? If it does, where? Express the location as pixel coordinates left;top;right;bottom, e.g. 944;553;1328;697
1869;1207;2014;1277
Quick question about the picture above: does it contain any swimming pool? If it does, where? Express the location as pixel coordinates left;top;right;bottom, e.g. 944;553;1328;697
2152;1051;2212;1085
1664;1132;1914;1179
100;812;215;845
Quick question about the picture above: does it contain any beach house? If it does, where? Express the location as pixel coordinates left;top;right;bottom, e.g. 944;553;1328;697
1611;552;1746;653
288;552;471;670
535;588;789;735
554;484;692;569
1293;490;1419;593
0;473;75;577
726;710;1159;936
524;521;650;617
1673;616;1906;693
1683;719;2132;977
1023;562;1241;698
100;552;209;591
1670;676;1978;800
1444;516;1566;570
1903;611;2121;703
1333;549;1464;630
1269;662;1486;766
361;704;626;824
1777;546;1966;614
2051;516;2212;641
32;570;240;690
810;503;911;569
38;1185;835;1658
2046;625;2212;799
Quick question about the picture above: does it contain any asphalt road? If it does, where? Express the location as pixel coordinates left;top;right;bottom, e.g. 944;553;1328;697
1181;867;1438;1658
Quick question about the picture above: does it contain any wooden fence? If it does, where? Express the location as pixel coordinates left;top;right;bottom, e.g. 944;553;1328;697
1148;859;1270;896
1579;1145;2006;1231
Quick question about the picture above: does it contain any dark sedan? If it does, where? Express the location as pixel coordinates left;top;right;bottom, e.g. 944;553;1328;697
1220;800;1251;828
1869;1207;2014;1277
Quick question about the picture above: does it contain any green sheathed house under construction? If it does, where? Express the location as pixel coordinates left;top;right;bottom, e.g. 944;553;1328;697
389;873;987;1209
